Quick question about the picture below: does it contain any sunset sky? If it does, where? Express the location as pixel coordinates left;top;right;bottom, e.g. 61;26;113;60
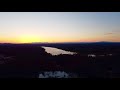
0;12;120;43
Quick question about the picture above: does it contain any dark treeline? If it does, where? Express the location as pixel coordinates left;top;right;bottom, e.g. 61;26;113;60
0;42;120;78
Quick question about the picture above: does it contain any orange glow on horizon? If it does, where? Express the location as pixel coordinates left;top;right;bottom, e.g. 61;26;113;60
0;35;120;44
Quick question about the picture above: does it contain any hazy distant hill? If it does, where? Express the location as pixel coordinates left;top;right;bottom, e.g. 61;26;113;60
0;41;120;45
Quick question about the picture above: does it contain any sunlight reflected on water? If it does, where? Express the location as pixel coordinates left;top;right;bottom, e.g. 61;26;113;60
42;46;77;56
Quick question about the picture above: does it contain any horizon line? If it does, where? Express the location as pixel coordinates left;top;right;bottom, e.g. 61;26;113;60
0;41;120;44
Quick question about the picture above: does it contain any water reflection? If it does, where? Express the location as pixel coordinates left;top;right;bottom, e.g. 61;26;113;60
42;46;77;56
88;54;96;57
39;71;69;78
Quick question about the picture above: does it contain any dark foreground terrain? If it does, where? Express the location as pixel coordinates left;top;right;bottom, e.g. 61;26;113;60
0;42;120;78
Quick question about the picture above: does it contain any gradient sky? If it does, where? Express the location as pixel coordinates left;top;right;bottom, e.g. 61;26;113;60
0;12;120;43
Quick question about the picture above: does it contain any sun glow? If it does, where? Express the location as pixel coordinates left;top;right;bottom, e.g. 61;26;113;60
18;35;42;43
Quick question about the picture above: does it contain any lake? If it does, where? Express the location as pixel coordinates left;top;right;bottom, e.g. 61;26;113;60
42;46;77;56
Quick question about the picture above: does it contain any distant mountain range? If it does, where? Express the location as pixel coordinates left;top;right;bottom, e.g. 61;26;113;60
0;41;120;45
